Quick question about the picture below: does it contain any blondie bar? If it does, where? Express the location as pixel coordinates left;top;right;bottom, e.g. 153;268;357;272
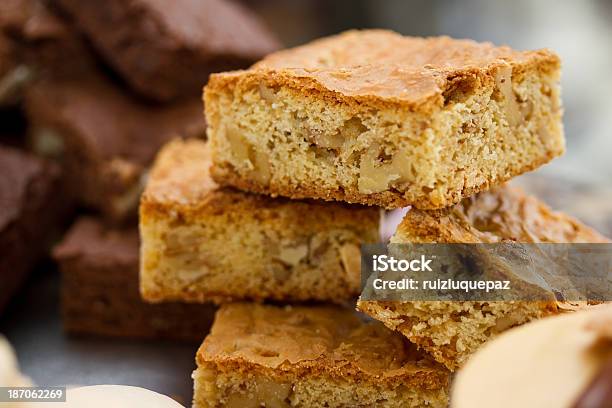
51;0;280;101
207;29;564;210
54;217;215;341
193;303;450;408
25;74;204;223
140;139;380;304
357;186;610;370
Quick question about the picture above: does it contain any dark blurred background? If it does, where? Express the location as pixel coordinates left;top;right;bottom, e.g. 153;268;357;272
247;0;612;184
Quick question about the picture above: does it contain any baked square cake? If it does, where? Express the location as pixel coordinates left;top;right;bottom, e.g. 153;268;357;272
192;303;450;408
51;0;280;101
206;29;564;210
140;139;380;304
357;186;610;371
24;74;204;223
54;217;215;341
0;146;69;313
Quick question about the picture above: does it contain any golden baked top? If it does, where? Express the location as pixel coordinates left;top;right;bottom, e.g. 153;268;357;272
198;303;448;387
141;138;276;218
393;185;610;243
141;138;218;208
208;29;559;110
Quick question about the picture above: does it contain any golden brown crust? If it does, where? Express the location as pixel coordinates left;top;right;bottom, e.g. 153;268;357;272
198;303;449;389
393;185;610;243
208;30;560;113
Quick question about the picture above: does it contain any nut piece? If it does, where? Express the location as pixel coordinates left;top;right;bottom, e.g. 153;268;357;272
339;117;367;139
358;144;412;194
258;82;277;103
224;377;291;408
225;124;271;184
309;234;330;262
249;146;271;185
225;124;251;167
305;127;343;150
494;65;520;127
339;243;362;286
305;117;366;151
275;243;308;266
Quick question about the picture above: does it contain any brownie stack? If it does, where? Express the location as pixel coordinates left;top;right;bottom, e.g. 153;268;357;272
0;0;279;339
139;30;610;407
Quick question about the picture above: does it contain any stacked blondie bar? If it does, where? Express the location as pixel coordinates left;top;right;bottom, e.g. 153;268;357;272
139;29;610;406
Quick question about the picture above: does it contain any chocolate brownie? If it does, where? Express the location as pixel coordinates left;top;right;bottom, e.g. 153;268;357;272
0;145;68;313
51;0;280;101
24;73;205;223
0;0;95;88
54;217;216;341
